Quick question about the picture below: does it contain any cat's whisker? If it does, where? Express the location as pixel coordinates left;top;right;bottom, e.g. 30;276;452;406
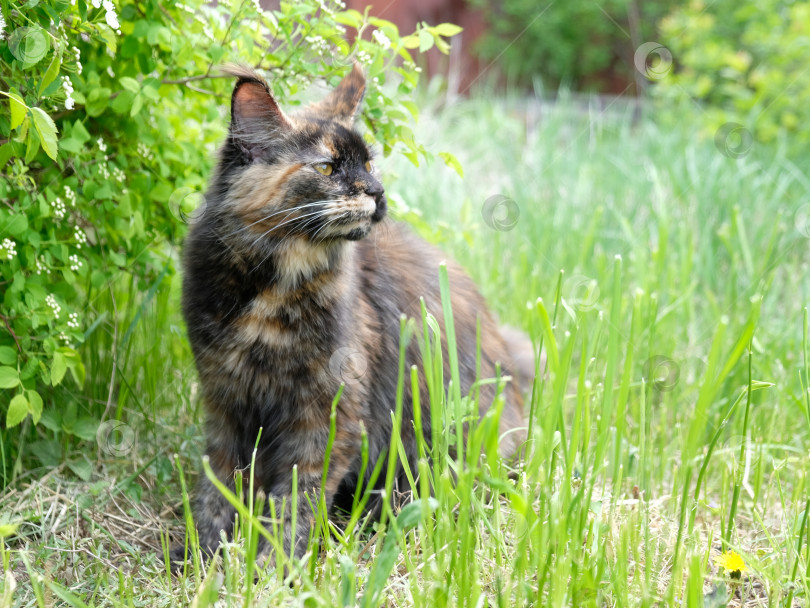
246;209;334;275
224;200;340;239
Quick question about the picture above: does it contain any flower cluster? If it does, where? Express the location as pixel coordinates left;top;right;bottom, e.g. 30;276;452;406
35;257;51;276
372;29;391;49
356;49;373;65
67;312;80;329
112;167;126;183
62;76;75;110
97;137;107;152
315;0;346;14
98;162;111;179
305;34;331;57
1;238;16;260
73;46;82;74
74;227;88;248
91;0;120;30
64;185;77;207
46;294;62;318
68;254;82;271
137;142;153;160
51;197;67;220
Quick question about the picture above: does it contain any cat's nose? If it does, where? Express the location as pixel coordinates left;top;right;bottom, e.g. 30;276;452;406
363;176;384;199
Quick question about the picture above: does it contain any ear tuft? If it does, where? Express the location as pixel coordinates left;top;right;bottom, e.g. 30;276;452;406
309;63;366;121
221;64;291;161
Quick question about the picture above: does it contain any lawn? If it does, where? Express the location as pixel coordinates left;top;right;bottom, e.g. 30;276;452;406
2;90;810;606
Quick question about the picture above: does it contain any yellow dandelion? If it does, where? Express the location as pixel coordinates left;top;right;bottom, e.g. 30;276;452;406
715;550;748;579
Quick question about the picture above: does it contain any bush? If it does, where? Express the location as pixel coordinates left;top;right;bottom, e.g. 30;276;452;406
471;0;676;91
655;0;810;145
0;0;459;486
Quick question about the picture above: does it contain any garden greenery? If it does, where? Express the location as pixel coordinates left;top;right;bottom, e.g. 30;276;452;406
0;0;460;451
655;0;810;145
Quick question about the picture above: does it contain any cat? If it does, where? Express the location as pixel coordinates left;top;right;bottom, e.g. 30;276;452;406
176;63;529;563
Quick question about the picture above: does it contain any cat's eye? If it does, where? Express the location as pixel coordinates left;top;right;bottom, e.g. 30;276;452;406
364;161;373;173
314;162;333;176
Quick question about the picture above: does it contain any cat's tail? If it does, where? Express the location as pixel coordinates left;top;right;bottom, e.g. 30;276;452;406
499;326;543;395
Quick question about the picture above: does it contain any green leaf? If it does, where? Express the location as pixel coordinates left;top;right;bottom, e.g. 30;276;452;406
0;522;19;537
0;346;17;365
111;90;135;115
31;107;58;161
0;367;20;389
438;151;464;178
67;456;93;481
432;23;463;37
8;92;27;130
85;87;111;117
72;417;98;441
69;361;86;387
27;390;43;424
51;352;67;386
130;92;144;117
72;119;91;143
38;48;63;96
6;394;28;427
3;213;28;237
119;76;140;93
418;29;434;52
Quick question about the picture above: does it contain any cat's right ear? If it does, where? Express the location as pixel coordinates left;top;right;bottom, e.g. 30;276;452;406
223;65;291;162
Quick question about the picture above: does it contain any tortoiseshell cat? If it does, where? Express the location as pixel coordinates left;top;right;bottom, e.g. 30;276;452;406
177;64;528;562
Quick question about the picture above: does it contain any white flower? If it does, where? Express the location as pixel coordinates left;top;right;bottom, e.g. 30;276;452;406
68;254;82;271
74;227;88;248
67;313;80;329
0;14;6;40
137;142;153;160
62;76;75;110
112;167;126;183
1;238;16;260
103;0;120;29
46;294;61;318
372;29;391;49
64;185;77;207
106;66;115;78
91;0;101;7
73;46;82;74
51;197;67;220
97;137;107;152
35;257;51;276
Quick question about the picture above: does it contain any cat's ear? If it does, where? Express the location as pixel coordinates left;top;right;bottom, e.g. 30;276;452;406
223;65;291;161
312;63;366;121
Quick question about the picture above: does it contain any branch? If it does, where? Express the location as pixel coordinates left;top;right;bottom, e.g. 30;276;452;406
1;313;22;355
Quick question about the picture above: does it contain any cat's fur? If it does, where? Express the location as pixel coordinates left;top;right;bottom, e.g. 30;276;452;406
178;64;528;561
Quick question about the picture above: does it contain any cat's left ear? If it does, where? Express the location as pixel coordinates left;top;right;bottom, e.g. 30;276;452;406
313;63;366;121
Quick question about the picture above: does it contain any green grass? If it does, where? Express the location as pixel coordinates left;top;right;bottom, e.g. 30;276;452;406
2;92;810;606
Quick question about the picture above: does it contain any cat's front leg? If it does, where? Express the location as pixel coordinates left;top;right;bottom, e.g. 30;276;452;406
257;426;360;563
167;441;243;567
